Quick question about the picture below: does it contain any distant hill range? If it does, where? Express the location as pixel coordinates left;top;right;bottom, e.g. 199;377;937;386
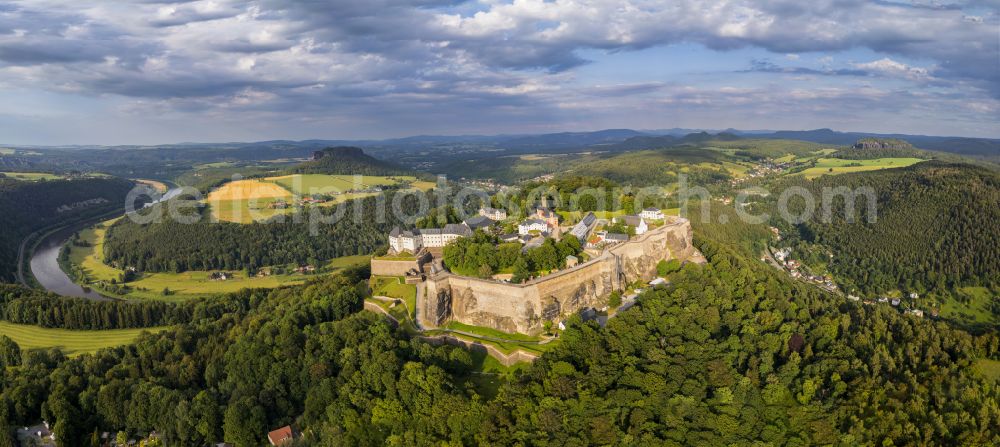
756;128;998;158
4;128;996;175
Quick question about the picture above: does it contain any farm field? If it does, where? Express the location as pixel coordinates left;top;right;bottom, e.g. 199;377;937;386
208;197;295;223
0;321;167;357
67;219;370;300
134;178;168;192
206;179;292;201
204;178;293;222
797;157;924;179
204;175;433;223
0;171;65;181
266;174;404;195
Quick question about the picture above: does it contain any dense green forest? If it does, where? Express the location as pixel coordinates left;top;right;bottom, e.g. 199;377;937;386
772;162;1000;295
0;178;136;282
0;284;243;330
1;235;998;445
104;191;439;273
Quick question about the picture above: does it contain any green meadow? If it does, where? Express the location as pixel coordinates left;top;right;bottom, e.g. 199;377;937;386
0;321;167;357
797;157;925;179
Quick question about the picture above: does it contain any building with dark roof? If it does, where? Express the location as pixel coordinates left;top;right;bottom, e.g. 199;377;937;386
464;215;495;230
570;212;597;240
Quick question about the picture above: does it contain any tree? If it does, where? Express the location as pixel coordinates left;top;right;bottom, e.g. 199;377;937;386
608;291;622;308
223;399;266;447
512;257;531;283
0;335;19;367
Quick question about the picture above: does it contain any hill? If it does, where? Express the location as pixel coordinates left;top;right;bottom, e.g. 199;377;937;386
773;161;1000;296
0;177;136;282
291;146;412;176
0;236;997;445
761;129;1000;159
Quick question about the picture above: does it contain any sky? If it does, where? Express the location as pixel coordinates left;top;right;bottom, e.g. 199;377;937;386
0;0;998;145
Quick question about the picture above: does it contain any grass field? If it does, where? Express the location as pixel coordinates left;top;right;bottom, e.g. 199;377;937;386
975;359;1000;384
797;157;925;179
939;286;997;328
266;174;403;195
0;148;14;155
371;276;416;318
68;218;369;300
0;321;167;357
0;171;65;181
443;321;542;342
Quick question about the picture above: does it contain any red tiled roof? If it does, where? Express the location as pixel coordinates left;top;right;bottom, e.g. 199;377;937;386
268;426;294;445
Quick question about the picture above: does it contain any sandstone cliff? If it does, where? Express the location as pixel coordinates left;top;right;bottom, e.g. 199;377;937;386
421;217;703;335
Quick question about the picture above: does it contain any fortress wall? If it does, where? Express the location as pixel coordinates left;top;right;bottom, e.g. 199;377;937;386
370;259;420;277
420;218;701;335
444;275;541;334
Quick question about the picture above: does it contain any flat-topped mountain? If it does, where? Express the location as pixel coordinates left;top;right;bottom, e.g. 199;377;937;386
852;138;915;151
293;146;410;176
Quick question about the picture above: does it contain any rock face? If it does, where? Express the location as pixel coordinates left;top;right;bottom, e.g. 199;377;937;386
421;217;703;335
852;138;914;151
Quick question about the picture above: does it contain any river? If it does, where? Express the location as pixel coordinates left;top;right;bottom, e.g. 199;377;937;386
28;186;183;301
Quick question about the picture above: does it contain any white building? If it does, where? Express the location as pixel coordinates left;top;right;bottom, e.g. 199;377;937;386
614;214;648;235
518;219;549;235
641;207;665;220
389;223;473;253
480;207;507;221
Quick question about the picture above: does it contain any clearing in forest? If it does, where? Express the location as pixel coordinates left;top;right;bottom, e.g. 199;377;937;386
0;321;167;357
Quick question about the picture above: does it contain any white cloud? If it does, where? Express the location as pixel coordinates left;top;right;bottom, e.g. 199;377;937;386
0;0;996;143
853;58;931;81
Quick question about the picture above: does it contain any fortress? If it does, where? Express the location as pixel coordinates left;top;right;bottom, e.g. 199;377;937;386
385;217;705;335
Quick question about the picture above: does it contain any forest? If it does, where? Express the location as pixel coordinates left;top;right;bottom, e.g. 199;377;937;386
103;190;441;273
0;231;997;446
0;178;136;282
771;162;1000;295
0;284;244;330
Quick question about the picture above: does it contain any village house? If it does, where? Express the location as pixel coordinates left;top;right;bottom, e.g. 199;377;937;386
533;207;559;227
641;207;665;220
774;247;791;262
389;223;473;253
267;426;296;445
479;207;507;221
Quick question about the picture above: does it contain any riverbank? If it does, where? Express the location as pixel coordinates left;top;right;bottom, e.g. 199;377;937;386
62;217;370;301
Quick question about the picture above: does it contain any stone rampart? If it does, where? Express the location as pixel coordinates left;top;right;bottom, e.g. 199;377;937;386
420;217;702;335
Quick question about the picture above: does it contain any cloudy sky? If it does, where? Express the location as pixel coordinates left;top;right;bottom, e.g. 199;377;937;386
0;0;998;145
